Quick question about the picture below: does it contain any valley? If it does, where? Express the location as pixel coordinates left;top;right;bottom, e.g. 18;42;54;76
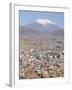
19;25;64;79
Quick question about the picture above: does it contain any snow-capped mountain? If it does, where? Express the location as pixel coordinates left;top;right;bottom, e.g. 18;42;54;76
27;19;60;32
35;19;56;27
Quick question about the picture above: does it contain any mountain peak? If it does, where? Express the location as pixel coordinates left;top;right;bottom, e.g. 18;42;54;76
35;19;56;27
27;18;60;32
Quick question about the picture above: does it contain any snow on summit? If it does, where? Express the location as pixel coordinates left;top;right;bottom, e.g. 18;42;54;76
35;19;56;26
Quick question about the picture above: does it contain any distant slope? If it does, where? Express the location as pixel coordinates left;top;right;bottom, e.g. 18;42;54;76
51;29;64;35
27;19;61;32
28;22;60;32
19;26;41;37
19;25;64;50
19;26;64;39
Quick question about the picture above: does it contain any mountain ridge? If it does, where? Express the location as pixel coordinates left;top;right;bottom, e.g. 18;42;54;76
26;19;62;32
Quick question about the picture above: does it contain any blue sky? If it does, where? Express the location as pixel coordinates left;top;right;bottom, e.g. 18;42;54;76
19;10;64;29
